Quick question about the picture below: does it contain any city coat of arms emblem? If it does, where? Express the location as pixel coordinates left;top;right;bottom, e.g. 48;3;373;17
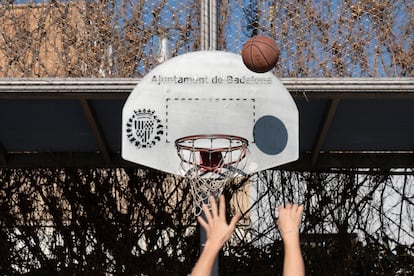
126;109;163;148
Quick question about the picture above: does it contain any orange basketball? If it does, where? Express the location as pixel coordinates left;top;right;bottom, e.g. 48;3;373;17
241;35;280;73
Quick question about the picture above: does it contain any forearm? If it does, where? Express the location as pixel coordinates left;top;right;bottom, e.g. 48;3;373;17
282;234;305;276
191;242;221;276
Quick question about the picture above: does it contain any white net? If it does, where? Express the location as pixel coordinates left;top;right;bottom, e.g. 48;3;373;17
176;134;248;215
187;178;230;216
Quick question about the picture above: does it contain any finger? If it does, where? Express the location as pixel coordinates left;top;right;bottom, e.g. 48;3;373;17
297;204;304;216
210;196;219;218
285;203;292;210
278;205;285;217
197;215;209;231
229;213;241;229
202;203;213;223
219;195;226;218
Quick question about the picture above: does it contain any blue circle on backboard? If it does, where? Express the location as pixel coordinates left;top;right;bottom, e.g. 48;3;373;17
253;115;288;155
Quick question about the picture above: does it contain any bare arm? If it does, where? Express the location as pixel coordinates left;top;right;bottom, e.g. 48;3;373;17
278;204;305;276
191;195;241;276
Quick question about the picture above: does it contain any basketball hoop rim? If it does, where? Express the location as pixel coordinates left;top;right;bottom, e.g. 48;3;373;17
175;134;249;153
175;134;249;169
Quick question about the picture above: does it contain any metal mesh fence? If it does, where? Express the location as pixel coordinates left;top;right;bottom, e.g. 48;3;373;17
0;0;413;78
0;0;201;77
1;1;414;274
221;0;414;77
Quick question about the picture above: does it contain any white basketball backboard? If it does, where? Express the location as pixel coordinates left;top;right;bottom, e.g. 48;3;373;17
122;51;298;177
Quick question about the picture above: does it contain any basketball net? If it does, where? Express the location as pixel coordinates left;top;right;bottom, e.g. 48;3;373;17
175;135;248;216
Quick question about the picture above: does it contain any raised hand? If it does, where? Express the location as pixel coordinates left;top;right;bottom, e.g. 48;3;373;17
197;195;241;249
277;203;305;276
191;195;241;276
277;203;303;239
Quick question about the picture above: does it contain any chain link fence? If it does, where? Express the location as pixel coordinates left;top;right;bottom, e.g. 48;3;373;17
0;0;413;78
1;1;414;275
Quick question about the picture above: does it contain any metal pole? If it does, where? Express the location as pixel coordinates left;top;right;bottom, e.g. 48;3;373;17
201;0;207;50
209;0;217;50
201;0;218;51
200;2;219;273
